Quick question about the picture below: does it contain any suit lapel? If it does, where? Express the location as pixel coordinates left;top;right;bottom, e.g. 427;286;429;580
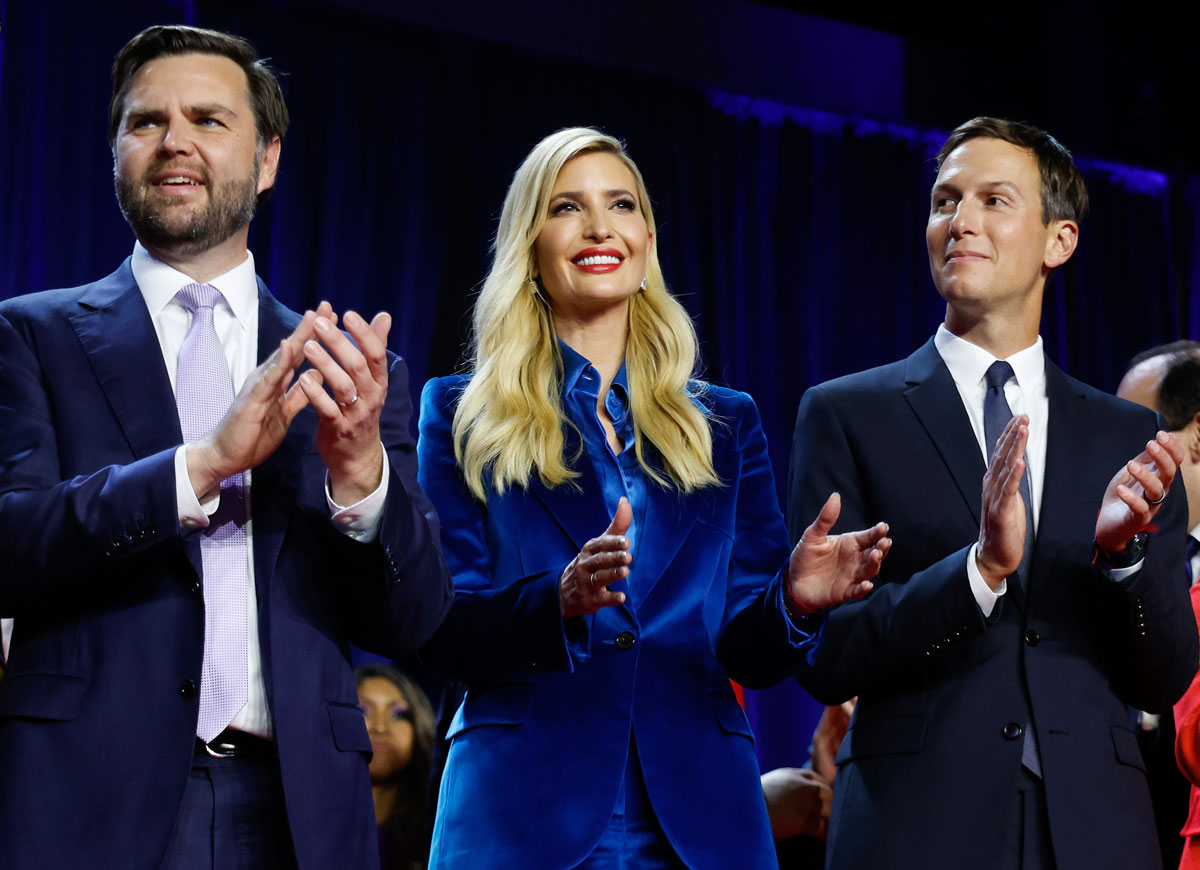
902;339;987;526
68;261;182;460
527;427;643;620
528;427;611;552
69;262;200;577
1036;361;1091;591
632;462;700;609
249;286;306;607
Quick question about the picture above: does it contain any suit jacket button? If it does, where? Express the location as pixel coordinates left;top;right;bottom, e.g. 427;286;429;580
615;631;636;651
1024;630;1040;647
178;679;198;700
1002;722;1023;740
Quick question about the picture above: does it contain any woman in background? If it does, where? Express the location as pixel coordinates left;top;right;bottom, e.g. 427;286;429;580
356;665;436;870
417;127;889;869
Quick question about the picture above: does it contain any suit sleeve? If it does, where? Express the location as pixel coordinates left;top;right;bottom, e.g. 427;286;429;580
0;312;181;615
414;378;582;682
714;391;823;689
332;354;455;658
1097;446;1198;713
785;383;988;705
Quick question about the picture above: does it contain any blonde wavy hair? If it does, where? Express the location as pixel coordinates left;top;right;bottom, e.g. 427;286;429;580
453;127;720;501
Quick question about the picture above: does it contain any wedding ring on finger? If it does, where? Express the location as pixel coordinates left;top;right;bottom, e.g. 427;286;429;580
337;394;360;408
1146;490;1166;506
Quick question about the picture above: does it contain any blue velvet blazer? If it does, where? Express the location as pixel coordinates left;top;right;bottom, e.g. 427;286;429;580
417;375;816;870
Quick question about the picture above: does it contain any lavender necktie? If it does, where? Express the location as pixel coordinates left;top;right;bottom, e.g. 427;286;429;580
175;283;248;742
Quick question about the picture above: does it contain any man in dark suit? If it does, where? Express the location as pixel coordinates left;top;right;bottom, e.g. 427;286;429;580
788;117;1198;869
0;26;453;868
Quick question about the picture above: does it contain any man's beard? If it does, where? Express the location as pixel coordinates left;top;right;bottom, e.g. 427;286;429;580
115;161;260;257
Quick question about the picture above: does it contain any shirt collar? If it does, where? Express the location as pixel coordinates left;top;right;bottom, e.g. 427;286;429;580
558;339;629;397
130;241;259;328
934;323;1045;393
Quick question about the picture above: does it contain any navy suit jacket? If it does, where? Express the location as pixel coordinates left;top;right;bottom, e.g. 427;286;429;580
417;375;815;870
0;261;454;869
787;338;1198;869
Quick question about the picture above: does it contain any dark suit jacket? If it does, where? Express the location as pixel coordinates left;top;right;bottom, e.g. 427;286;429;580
0;261;454;869
417;375;814;870
787;338;1198;870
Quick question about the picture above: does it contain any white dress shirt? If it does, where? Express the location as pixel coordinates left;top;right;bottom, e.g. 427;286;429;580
934;326;1138;616
935;326;1047;616
132;242;388;738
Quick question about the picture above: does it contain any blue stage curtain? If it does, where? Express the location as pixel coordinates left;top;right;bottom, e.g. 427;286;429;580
4;0;1198;776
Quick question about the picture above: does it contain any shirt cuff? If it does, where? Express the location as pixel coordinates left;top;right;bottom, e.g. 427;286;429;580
1100;558;1144;583
176;445;216;530
325;447;390;543
967;542;1006;617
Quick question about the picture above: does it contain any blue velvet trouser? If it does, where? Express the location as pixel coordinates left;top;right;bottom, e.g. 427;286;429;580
573;738;686;869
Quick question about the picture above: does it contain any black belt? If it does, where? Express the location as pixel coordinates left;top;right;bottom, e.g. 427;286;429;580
197;728;276;760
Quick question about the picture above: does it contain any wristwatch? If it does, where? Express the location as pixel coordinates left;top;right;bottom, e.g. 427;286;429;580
1094;531;1149;569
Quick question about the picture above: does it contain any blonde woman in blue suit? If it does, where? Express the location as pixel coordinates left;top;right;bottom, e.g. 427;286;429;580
417;127;889;870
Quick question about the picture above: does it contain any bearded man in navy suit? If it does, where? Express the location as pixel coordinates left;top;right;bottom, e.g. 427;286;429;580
0;25;452;869
788;117;1198;869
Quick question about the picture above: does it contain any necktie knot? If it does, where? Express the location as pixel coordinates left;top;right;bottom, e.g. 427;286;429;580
985;360;1015;392
176;283;223;314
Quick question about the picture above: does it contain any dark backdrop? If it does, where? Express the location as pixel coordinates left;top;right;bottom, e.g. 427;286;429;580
3;0;1198;775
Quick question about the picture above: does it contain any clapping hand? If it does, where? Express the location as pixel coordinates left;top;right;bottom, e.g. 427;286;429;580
560;497;632;619
299;307;393;506
786;493;889;614
1096;431;1183;551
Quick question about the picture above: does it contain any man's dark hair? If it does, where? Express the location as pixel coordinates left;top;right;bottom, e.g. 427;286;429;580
1127;339;1200;372
936;117;1089;225
108;25;289;149
1156;348;1200;431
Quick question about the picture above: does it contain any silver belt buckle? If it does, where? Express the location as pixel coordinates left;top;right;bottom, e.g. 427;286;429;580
203;738;236;758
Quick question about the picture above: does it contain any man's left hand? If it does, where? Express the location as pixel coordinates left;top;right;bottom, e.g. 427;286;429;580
299;308;392;505
786;492;890;614
1095;431;1183;552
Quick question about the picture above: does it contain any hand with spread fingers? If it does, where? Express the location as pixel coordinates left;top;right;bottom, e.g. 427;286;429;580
786;492;890;614
299;307;393;506
560;497;632;619
976;414;1030;590
186;301;333;500
1095;430;1184;552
